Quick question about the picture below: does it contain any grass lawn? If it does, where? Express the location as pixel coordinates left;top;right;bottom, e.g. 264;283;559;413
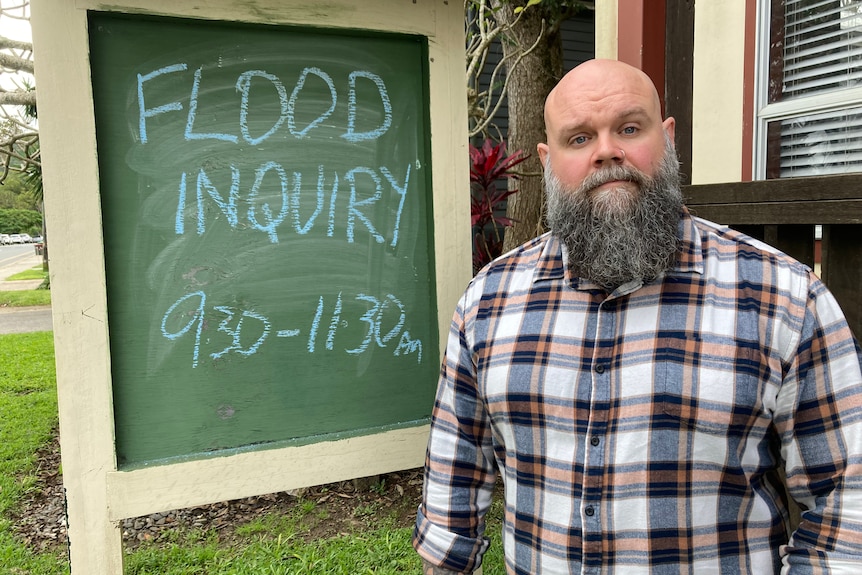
0;329;508;574
1;266;51;308
0;331;68;575
120;491;505;575
119;497;505;575
5;266;48;282
0;289;51;307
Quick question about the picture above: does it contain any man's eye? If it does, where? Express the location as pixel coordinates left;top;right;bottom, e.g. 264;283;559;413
622;126;638;135
571;135;588;145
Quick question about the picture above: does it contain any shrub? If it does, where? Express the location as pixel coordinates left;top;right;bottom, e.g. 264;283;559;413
0;208;42;235
470;138;528;274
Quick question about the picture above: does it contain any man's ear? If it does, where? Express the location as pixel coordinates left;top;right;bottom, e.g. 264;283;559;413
662;117;676;147
537;142;549;167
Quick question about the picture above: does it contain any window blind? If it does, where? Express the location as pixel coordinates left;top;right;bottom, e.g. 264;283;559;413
768;0;862;176
782;0;862;98
773;105;862;176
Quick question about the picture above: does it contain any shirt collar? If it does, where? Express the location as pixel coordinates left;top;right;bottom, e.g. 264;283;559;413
674;206;705;275
533;207;705;289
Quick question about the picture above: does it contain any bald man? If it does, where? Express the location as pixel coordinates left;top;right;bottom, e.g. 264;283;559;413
413;59;862;574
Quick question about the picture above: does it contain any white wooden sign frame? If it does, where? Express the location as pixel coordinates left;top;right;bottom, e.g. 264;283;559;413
30;1;469;572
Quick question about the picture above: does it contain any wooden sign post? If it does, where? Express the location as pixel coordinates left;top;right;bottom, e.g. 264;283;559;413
31;1;469;572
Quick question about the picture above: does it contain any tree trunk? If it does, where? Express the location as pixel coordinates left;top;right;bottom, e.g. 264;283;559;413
491;1;564;252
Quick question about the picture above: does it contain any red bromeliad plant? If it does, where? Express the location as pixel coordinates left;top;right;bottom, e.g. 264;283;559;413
470;138;529;274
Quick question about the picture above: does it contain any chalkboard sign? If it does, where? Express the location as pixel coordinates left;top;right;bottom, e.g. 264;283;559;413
88;12;439;467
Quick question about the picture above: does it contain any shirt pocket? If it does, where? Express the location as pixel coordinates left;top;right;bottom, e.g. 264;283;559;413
656;337;766;437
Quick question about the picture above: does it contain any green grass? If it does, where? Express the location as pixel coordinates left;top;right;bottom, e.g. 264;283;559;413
1;265;51;307
5;266;47;282
0;327;508;574
0;289;51;308
125;524;422;574
0;331;68;575
123;493;506;574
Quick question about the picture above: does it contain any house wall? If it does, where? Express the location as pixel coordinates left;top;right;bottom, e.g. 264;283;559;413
595;0;618;59
690;1;748;184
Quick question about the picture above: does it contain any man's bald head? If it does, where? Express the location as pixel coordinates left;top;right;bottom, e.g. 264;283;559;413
543;59;664;134
537;59;675;192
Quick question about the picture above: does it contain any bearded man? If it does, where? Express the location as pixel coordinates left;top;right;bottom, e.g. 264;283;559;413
413;59;862;574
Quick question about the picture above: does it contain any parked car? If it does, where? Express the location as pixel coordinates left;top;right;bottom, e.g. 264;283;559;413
19;233;32;243
32;235;43;243
8;234;22;244
0;234;9;245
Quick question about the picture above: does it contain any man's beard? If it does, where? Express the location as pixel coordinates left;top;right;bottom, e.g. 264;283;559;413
545;136;683;291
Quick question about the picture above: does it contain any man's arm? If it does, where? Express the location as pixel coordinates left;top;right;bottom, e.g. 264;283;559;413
778;279;862;573
422;558;467;575
413;294;497;573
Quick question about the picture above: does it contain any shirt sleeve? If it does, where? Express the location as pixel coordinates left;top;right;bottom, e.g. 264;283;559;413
413;292;498;574
778;276;862;574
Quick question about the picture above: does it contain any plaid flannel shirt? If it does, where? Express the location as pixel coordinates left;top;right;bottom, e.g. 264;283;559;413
414;209;862;574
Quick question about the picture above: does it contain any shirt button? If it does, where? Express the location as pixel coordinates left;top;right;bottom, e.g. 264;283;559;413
590;436;600;446
595;364;605;374
584;506;595;516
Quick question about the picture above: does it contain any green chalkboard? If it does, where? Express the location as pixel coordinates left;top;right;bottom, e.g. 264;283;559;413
88;12;438;468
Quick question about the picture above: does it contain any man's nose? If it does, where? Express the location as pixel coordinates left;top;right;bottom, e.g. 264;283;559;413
593;136;625;167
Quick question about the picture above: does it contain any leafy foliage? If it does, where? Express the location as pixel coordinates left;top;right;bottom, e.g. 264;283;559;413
0;2;42;203
0;207;41;235
470;138;528;274
0;169;39;210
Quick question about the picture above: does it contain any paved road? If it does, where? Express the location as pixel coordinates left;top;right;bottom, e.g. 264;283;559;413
0;243;40;275
0;243;52;334
0;306;52;334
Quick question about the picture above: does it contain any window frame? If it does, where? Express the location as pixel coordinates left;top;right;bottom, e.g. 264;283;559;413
753;0;862;179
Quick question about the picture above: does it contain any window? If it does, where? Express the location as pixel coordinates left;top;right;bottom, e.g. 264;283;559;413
756;0;862;179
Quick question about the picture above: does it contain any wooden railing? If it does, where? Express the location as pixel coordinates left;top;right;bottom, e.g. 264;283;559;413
684;174;862;339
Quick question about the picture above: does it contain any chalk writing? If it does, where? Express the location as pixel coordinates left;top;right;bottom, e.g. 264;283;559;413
174;163;409;245
160;290;206;368
343;70;392;142
347;293;405;355
287;67;337;138
237;70;288;145
143;62;408;241
138;55;427;379
137;63;187;144
247;161;290;243
161;290;424;368
138;64;392;144
211;306;271;360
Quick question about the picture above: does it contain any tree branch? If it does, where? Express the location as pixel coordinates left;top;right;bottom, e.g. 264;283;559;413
466;0;549;139
0;90;36;106
469;19;546;138
0;50;33;74
0;35;32;52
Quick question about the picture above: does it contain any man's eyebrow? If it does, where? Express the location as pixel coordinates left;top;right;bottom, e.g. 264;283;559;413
616;106;652;121
556;119;589;134
556;107;654;134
